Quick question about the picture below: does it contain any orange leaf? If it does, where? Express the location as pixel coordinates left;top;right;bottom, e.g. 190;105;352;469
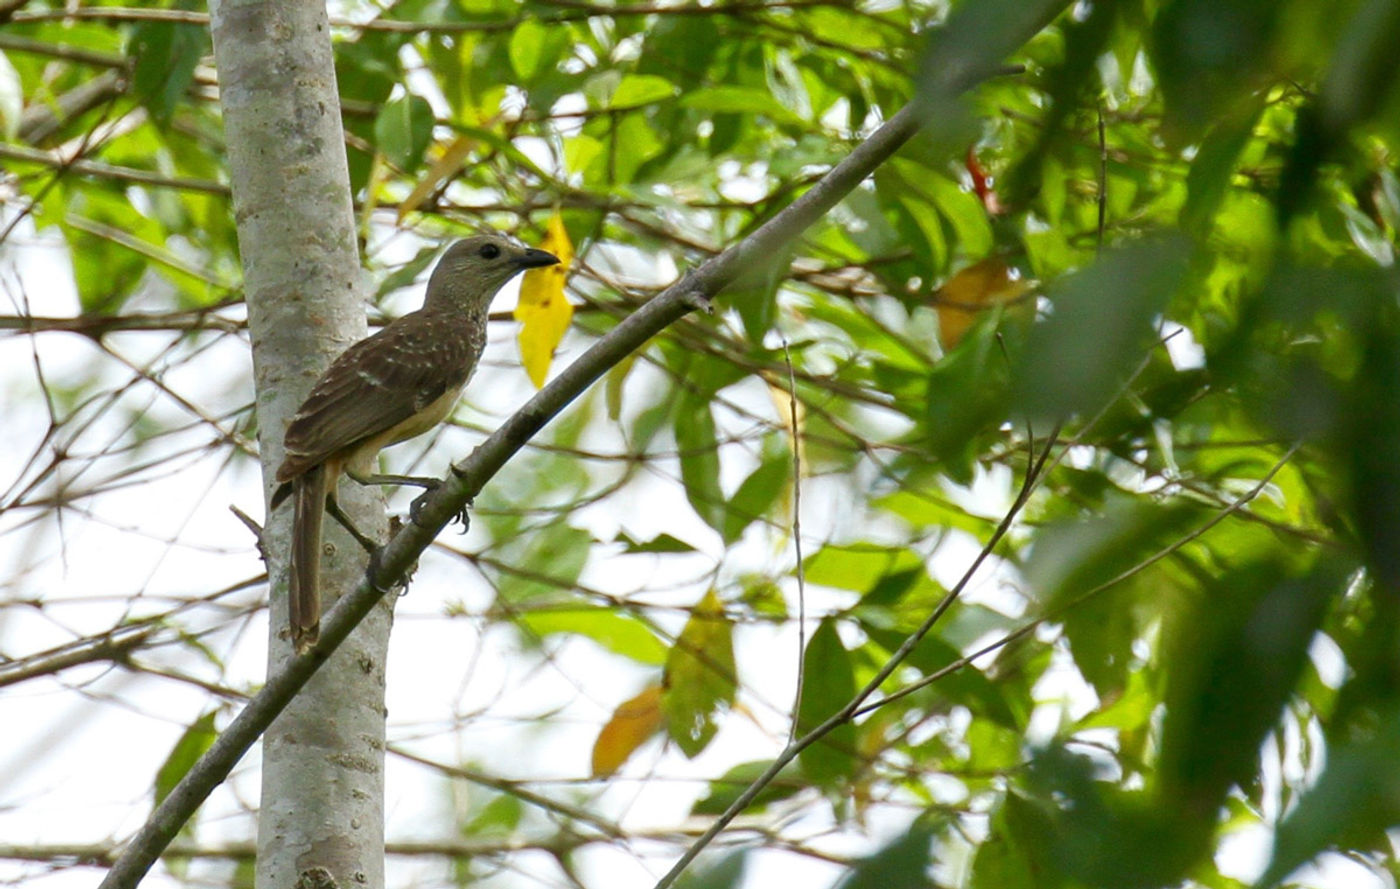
933;257;1032;350
591;684;665;777
515;213;575;388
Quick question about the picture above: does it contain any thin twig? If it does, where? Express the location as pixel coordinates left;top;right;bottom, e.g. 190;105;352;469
781;337;807;745
0;624;159;689
1096;101;1107;255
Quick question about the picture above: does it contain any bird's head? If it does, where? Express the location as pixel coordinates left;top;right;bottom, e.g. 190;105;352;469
425;231;560;313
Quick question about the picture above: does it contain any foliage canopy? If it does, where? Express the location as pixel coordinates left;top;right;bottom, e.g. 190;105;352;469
3;0;1400;887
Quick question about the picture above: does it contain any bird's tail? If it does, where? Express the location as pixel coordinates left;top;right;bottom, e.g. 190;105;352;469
289;465;326;650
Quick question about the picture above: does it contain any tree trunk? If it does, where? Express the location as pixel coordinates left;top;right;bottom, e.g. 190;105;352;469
208;2;392;886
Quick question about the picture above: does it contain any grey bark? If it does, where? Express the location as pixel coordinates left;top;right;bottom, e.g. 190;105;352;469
208;3;390;888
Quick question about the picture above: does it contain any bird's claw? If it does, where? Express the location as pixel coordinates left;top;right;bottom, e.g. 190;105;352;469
365;545;413;596
408;484;439;526
408;485;471;533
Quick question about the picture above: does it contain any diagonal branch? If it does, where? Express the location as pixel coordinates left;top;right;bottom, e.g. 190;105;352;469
97;92;931;889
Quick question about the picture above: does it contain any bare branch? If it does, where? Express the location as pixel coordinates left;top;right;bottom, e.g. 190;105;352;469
0;143;230;195
0;624;159;689
11;0;857;32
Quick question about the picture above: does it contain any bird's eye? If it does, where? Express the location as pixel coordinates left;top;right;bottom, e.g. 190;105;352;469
479;243;501;260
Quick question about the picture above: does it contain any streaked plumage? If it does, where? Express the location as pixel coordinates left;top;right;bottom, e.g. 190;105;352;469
275;232;559;649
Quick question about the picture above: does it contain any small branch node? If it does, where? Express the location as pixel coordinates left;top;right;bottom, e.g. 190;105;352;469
680;288;713;314
229;504;268;562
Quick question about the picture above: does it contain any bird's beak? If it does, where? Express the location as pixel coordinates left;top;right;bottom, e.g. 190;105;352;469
516;248;560;269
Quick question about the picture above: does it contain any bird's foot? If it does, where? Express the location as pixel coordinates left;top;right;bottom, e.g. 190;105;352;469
409;483;471;534
365;544;415;596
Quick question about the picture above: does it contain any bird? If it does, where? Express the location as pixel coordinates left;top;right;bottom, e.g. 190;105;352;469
272;232;560;650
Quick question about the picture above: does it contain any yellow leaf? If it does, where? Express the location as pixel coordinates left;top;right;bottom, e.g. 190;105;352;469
932;257;1033;350
515;213;575;388
591;684;665;777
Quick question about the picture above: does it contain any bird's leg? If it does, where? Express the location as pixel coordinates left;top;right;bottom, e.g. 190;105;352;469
345;469;470;532
346;470;441;490
324;494;411;595
324;492;380;556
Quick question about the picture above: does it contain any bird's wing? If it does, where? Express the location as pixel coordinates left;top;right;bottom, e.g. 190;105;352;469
276;313;475;481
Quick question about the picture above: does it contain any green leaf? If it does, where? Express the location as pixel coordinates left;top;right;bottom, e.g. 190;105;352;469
1158;556;1344;819
873;489;998;536
1256;704;1400;888
607;112;665;184
1015;747;1203;888
797;619;857;784
494;524;592;602
374;94;434;171
674;391;726;533
155;711;218;809
609;74;677;108
834;821;935;889
861;625;1020;729
1014;237;1191;421
62;189;159;314
615;532;696;554
1346;305;1400;590
1182;108;1263;237
1026;499;1199;606
1151;0;1283;142
840;185;904;256
804;544;923;593
735;285;777;343
969;800;1037;889
465;793;523;838
738;575;788;619
966;718;1022;772
927;174;994;259
674;850;748;889
565;133;604;179
1026;499;1202;696
517;605;667;665
722;452;789;544
681;86;804;126
130;12;204;127
663;590;737;757
923;313;1018;482
508;19;548;80
1076;667;1157;732
895;193;948;273
691;759;805;816
1319;0;1400;132
376;245;439;298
